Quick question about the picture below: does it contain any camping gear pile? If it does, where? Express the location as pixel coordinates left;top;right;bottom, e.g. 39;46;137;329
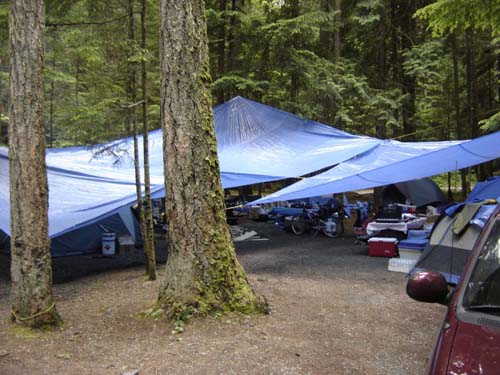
379;177;500;280
413;177;500;284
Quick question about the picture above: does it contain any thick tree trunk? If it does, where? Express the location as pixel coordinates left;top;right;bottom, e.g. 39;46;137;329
158;0;264;318
9;0;60;327
141;0;156;280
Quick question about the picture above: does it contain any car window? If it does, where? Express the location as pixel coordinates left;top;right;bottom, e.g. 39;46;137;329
463;219;500;313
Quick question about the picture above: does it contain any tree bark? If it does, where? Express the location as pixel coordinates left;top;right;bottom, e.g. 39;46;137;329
9;0;61;327
158;0;264;319
465;27;478;139
400;0;416;139
465;27;479;189
48;58;55;148
127;0;148;276
216;0;226;104
226;0;241;100
451;33;469;199
141;0;156;280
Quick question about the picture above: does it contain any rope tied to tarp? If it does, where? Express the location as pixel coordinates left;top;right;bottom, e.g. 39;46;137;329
11;302;56;322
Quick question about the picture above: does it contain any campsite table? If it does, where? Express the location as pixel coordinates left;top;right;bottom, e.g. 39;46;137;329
366;217;427;236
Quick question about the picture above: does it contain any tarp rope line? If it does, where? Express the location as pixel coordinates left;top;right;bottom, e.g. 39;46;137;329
391;124;446;140
11;302;56;322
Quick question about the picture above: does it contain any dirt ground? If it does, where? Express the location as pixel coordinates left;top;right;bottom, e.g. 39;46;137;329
0;220;445;375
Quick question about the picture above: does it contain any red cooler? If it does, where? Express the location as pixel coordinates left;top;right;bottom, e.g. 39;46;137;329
368;237;398;257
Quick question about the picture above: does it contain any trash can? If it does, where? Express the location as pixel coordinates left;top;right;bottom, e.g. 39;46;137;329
102;232;116;256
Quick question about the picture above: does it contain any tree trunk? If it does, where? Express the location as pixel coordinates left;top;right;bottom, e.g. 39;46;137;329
465;27;479;139
333;0;341;61
497;50;500;102
319;0;333;60
400;0;416;139
465;27;478;190
49;58;55;148
128;0;148;275
226;0;240;100
158;0;265;319
0;55;6;144
216;0;226;104
289;0;300;103
451;33;469;199
141;0;156;280
9;0;61;327
390;0;398;85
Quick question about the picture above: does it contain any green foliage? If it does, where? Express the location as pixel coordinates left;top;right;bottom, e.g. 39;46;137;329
480;111;500;132
416;0;500;36
0;0;496;155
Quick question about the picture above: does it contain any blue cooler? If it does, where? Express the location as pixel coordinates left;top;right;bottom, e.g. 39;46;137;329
398;238;427;261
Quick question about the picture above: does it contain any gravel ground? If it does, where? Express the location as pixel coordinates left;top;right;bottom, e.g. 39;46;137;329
0;219;445;375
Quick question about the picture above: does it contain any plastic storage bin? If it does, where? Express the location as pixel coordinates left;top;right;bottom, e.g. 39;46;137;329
398;238;427;261
388;258;417;273
368;237;398;257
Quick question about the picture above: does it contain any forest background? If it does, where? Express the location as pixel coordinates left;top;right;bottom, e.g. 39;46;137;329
0;0;498;192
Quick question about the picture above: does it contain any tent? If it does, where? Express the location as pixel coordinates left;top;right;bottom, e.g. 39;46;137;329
0;152;151;256
383;178;445;208
414;177;500;284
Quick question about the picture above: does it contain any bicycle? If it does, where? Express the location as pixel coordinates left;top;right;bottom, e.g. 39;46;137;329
291;207;344;238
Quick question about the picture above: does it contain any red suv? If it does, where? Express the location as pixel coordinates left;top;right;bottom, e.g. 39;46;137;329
407;204;500;374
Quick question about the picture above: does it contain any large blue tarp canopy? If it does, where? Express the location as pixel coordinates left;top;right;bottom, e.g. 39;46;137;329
0;96;379;245
251;132;500;205
1;95;498;255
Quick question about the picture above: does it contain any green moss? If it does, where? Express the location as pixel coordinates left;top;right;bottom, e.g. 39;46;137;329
138;304;165;320
8;323;60;339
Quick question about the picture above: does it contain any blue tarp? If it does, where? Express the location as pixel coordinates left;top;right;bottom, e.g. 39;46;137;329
1;96;498;255
251;132;500;205
1;96;378;253
467;176;500;202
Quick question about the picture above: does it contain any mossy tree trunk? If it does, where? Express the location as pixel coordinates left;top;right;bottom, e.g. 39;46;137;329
158;0;264;318
9;0;61;327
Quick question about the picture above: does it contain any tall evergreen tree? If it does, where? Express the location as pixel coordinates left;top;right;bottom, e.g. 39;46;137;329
9;0;61;327
157;0;265;322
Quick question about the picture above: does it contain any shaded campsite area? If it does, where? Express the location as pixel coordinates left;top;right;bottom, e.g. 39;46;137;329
0;220;445;375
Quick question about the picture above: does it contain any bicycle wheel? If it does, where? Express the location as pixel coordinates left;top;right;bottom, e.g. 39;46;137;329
322;217;343;238
291;215;307;236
